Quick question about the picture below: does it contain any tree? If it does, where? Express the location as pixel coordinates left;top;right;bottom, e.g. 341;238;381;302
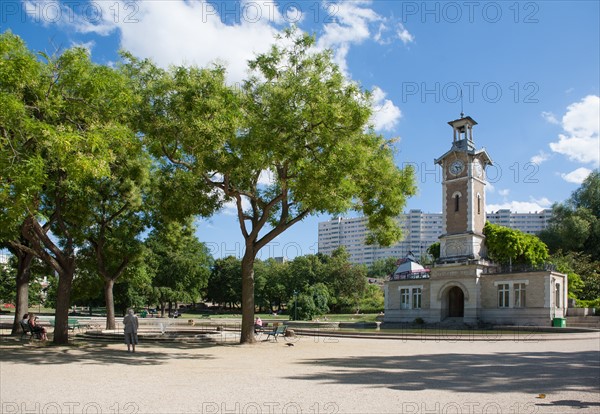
323;247;368;313
540;170;600;261
483;222;549;266
289;283;330;321
256;258;289;313
145;219;212;316
0;32;139;343
550;251;600;303
128;29;415;343
77;141;150;329
368;257;398;279
206;256;242;309
360;284;385;313
427;242;441;261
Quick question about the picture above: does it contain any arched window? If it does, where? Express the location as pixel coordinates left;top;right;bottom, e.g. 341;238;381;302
455;194;460;212
477;193;481;214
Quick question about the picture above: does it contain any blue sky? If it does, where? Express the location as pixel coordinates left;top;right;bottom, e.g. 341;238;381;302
2;1;599;260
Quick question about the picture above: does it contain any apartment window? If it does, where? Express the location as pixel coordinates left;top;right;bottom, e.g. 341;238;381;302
400;289;410;310
498;284;510;308
412;288;422;309
514;283;526;308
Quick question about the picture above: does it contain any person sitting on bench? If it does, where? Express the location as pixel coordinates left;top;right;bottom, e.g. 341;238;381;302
28;313;48;341
254;317;263;334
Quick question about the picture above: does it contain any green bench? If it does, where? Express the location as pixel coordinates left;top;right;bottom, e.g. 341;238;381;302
265;325;287;342
49;318;84;332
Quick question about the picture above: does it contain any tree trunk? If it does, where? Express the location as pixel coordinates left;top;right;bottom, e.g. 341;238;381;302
12;252;33;334
160;302;166;318
53;265;75;345
104;278;116;330
240;248;256;344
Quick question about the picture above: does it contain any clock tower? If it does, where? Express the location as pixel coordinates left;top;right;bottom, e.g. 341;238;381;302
434;116;492;262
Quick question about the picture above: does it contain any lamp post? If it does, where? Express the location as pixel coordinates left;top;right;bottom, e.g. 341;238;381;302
293;290;298;321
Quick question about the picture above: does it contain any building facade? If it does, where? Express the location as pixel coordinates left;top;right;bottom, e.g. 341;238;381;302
384;116;567;327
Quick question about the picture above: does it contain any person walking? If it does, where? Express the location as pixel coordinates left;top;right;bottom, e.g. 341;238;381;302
123;308;139;353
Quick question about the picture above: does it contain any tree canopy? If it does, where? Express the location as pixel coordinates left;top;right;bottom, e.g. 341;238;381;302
483;222;549;266
0;31;140;343
540;170;600;261
126;28;415;343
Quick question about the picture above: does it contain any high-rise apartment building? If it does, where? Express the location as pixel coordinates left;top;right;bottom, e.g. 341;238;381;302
318;208;552;265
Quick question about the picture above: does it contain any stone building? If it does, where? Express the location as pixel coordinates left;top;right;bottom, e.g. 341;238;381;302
384;116;567;326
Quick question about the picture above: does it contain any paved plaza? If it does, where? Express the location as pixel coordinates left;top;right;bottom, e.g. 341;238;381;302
1;333;599;414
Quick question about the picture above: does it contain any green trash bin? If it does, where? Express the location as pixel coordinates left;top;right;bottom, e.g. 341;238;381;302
552;317;566;327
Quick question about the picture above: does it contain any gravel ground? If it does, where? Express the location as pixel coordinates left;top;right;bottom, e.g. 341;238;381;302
1;333;599;414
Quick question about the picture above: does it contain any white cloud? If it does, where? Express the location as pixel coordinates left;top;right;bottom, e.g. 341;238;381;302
486;183;495;193
541;111;559;125
370;86;402;131
486;197;552;213
498;189;510;197
530;151;550;165
258;169;276;186
560;167;593;184
316;2;413;74
222;195;252;216
549;95;600;167
397;23;414;44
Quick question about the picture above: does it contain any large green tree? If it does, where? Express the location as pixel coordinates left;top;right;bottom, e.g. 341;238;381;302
483;222;549;267
128;29;415;343
0;32;137;343
145;219;212;316
77;138;151;329
540;170;600;261
206;256;242;309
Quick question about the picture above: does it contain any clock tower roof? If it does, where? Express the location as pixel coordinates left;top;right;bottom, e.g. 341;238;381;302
434;115;493;166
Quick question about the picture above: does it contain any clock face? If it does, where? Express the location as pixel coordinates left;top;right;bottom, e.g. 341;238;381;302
473;159;483;178
449;160;464;175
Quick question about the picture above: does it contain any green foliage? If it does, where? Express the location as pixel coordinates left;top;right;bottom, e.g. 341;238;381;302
0;262;16;304
124;28;415;342
323;247;368;312
359;284;385;313
289;283;330;321
483;222;549;266
540;170;600;261
550;251;600;302
367;257;398;279
427;242;441;260
206;256;242;307
145;219;213;305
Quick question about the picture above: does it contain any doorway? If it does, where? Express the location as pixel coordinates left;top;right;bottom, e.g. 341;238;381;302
448;286;464;317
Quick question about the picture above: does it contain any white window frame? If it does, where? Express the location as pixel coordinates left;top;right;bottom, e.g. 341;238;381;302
514;283;527;308
398;285;423;310
412;288;422;309
497;284;510;308
400;288;410;310
494;280;529;309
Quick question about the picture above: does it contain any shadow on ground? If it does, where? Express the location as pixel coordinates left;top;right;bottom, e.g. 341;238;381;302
0;337;222;366
289;351;600;395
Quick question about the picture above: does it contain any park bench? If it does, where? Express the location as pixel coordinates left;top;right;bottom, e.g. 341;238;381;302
19;321;41;340
265;325;287;342
49;318;84;333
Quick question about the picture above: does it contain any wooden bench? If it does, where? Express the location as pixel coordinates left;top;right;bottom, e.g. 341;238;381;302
265;325;287;342
19;321;41;340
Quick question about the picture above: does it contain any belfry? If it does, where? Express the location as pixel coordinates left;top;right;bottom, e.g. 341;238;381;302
384;116;567;326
